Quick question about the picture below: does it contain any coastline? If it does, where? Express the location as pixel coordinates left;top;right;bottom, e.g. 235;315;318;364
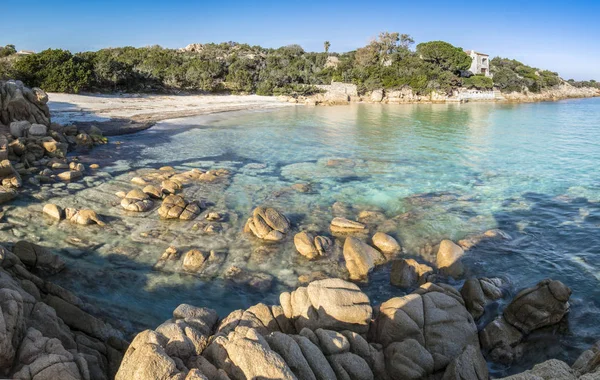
48;88;600;136
48;92;297;136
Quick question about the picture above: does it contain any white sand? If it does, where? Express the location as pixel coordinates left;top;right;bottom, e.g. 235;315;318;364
48;93;296;125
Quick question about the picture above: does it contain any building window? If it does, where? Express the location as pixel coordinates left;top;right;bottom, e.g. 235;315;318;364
482;58;488;64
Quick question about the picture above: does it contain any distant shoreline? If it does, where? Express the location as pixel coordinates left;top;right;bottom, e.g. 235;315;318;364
48;89;600;136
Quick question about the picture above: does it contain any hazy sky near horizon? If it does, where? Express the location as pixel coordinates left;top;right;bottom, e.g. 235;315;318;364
2;0;599;80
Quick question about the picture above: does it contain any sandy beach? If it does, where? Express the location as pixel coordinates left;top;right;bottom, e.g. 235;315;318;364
48;93;296;135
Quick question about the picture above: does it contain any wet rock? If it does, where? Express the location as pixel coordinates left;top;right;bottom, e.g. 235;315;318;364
244;206;291;242
0;186;17;204
294;231;332;260
479;316;524;364
330;217;366;234
460;277;504;319
458;228;512;250
0;159;22;188
42;203;64;220
161;179;181;194
182;249;208;272
89;164;99;170
158;195;201;221
371;232;400;258
504;279;571;334
480;279;571;365
65;208;106;226
69;162;85;172
13;241;65;274
280;278;372;334
343;237;386;281
205;212;224;222
130;177;147;186
390;259;434;288
57;170;83;182
75;132;93;149
436;240;465;278
142;185;162;199
224;266;273;291
120;189;154;212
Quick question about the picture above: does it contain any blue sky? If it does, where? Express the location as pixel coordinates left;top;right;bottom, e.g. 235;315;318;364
2;0;599;80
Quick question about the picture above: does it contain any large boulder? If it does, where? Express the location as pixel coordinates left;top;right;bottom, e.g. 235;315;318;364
280;278;372;334
343;237;386;281
480;279;572;365
369;283;480;379
436;240;465;278
244;206;291;242
503;279;571;334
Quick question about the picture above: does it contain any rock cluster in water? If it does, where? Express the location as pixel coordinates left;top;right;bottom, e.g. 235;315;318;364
114;277;599;380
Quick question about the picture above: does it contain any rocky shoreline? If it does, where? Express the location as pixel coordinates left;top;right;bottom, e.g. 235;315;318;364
0;79;599;379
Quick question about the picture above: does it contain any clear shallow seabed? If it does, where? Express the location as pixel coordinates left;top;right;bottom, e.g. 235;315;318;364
50;99;600;375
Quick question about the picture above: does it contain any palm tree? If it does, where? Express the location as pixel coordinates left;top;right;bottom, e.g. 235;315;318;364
324;41;331;54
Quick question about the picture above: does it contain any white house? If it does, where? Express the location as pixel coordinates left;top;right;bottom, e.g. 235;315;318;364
465;50;491;77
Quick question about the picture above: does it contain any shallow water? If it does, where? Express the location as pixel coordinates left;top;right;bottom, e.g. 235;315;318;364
36;99;600;375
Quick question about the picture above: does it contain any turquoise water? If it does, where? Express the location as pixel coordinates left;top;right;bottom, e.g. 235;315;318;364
54;99;600;375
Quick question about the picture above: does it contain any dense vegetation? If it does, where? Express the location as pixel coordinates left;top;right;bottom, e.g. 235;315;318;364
0;33;592;96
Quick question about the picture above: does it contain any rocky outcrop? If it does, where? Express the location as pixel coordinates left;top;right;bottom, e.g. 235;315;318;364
0;243;126;380
115;278;512;380
0;80;50;127
244;206;291;242
480;279;571;364
65;208;106;226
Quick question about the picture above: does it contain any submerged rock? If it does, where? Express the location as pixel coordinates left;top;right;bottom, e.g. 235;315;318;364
65;208;106;226
330;217;366;234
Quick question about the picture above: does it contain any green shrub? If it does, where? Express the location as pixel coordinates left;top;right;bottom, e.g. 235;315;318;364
463;75;493;89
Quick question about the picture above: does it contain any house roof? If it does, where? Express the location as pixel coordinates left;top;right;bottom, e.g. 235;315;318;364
464;50;489;57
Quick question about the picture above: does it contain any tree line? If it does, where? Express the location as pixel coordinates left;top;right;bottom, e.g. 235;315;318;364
0;35;591;96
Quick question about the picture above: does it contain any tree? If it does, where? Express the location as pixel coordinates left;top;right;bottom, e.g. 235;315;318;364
416;41;471;72
324;41;330;54
0;44;16;58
